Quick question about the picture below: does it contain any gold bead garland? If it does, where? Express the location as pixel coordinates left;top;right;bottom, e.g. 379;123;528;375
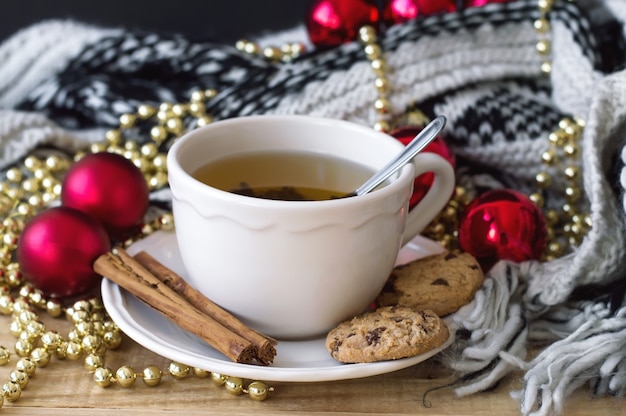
354;0;590;255
235;39;307;63
0;89;274;408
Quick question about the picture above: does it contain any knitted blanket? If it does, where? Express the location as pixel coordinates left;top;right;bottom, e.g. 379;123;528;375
2;1;626;415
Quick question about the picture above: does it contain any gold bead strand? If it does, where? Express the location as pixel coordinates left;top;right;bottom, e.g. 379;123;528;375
535;117;589;260
535;0;554;75
235;39;306;63
358;25;393;133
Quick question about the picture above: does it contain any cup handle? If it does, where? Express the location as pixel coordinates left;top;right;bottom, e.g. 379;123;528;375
401;152;455;246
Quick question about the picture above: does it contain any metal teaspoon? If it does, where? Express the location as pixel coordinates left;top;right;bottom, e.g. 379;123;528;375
344;115;447;198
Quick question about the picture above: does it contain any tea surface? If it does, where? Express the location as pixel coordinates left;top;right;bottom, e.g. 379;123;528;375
192;150;375;201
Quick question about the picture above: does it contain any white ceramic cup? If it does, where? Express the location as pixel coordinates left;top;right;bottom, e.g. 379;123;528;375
167;115;455;339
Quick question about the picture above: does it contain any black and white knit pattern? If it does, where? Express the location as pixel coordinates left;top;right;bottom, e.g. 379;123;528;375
2;1;626;415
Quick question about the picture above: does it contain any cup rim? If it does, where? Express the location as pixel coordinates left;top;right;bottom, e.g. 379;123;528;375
167;115;415;209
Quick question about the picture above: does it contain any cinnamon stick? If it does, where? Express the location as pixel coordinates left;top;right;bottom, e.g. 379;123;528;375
133;250;277;365
94;248;257;364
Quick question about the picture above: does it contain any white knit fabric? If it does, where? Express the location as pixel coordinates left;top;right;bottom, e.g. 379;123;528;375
0;2;625;415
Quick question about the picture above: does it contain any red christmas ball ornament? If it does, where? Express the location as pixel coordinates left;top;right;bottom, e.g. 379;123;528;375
61;152;149;239
383;0;458;25
458;189;547;271
17;206;111;298
389;125;455;209
464;0;513;8
306;0;380;48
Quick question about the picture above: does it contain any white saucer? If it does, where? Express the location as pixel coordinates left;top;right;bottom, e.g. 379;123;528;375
101;230;450;382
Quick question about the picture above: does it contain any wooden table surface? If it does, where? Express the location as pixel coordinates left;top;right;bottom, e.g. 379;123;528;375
0;312;620;415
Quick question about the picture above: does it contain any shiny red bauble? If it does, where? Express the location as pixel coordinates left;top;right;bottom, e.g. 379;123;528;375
306;0;380;48
61;152;149;239
17;206;111;298
464;0;513;7
458;189;547;271
383;0;457;25
389;125;455;209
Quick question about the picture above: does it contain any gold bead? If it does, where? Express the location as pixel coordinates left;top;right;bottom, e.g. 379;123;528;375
533;18;550;33
541;149;557;165
563;143;580;158
102;330;123;350
168;362;190;379
119;113;137;128
23;156;42;171
374;97;391;114
105;130;123;146
235;39;249;51
246;381;271;401
262;46;282;61
188;101;206;117
2;381;21;401
192;367;210;378
9;369;28;388
562;203;575;217
73;299;93;313
30;347;50;367
116;366;137;387
16;358;36;376
142;365;163;386
536;39;550;56
71;310;90;324
21;177;40;193
138;104;157;119
152;154;168;171
45;299;62;318
9;321;21;337
196;115;214;127
90;142;107;153
65;341;83;360
205;89;218;99
243;41;260;55
147;174;164;190
364;44;381;60
547;241;564;256
535;172;552;189
25;320;44;338
75;321;95;336
373;120;390;132
94;367;114;387
210;372;227;386
224;376;244;395
150;125;168;142
55;342;68;360
564;186;581;202
84;354;104;372
158;213;175;231
0;346;10;365
5;168;23;183
370;58;387;74
0;296;14;315
81;335;102;354
14;340;33;357
373;76;389;93
190;90;206;102
358;25;377;44
538;0;553;14
544;209;560;226
564;165;580;181
166;117;184;135
172;104;187;117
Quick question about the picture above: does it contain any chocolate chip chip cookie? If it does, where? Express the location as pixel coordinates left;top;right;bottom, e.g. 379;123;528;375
325;305;449;363
376;251;484;317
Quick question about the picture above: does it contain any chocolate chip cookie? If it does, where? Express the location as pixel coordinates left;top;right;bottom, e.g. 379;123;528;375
325;305;449;363
376;251;484;317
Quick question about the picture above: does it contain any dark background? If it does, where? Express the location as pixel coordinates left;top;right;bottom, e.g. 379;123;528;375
0;1;313;43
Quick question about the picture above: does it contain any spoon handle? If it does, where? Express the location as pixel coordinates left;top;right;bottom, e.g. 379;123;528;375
353;115;447;196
